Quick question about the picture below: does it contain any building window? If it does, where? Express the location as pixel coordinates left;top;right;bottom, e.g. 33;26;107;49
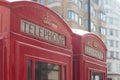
39;0;44;4
105;9;111;13
32;0;37;2
98;11;101;19
107;63;112;72
115;18;119;25
90;6;96;17
116;52;119;59
91;6;93;14
85;3;88;12
48;0;54;3
75;0;78;4
93;10;96;17
109;51;116;58
69;0;77;5
106;0;108;4
116;41;119;48
85;19;88;29
93;25;96;32
75;13;78;22
91;22;94;29
107;52;110;58
109;17;113;24
98;11;106;21
99;0;103;6
79;17;82;26
109;29;114;36
68;10;73;19
78;1;82;9
109;51;114;58
119;64;120;73
93;0;99;4
115;30;118;37
102;13;105;21
91;22;96;32
68;10;78;22
109;0;112;5
116;64;119;72
109;40;114;47
99;27;106;35
69;0;82;9
69;0;73;2
48;0;61;3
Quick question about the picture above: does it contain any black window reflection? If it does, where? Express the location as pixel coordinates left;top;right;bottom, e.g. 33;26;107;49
92;72;103;80
28;60;32;80
35;61;60;80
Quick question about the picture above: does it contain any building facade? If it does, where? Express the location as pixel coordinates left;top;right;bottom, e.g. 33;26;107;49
103;0;120;80
31;0;106;42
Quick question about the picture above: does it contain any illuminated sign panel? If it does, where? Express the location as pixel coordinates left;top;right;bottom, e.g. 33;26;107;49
21;20;66;46
85;45;104;60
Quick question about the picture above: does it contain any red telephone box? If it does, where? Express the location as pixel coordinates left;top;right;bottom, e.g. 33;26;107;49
72;29;107;80
0;1;73;80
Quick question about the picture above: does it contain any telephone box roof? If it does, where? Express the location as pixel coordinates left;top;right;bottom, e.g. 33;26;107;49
72;29;89;36
72;29;107;51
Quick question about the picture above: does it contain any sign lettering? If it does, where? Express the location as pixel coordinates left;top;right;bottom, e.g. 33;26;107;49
21;20;66;46
85;45;104;60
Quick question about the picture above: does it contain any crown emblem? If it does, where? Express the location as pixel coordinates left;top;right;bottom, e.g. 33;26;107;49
93;40;98;48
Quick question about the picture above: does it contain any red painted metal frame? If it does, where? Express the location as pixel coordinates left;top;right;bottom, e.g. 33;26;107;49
0;1;73;80
72;33;107;80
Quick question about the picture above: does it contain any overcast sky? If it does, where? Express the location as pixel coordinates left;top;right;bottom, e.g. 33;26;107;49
7;0;120;3
117;0;120;3
7;0;29;2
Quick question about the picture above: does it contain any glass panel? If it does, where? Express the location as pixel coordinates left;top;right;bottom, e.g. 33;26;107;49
62;66;66;80
79;18;82;26
35;61;60;80
28;60;32;80
108;78;112;80
78;1;82;9
107;63;112;72
92;72;102;80
75;13;78;22
68;10;72;19
85;19;88;28
40;0;44;4
48;0;53;3
32;0;37;2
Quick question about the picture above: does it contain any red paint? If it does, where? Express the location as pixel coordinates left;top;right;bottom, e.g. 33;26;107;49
72;33;107;80
0;1;72;80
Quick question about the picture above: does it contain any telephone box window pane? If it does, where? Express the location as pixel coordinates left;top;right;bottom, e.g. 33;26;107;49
108;78;112;80
92;72;102;80
62;66;66;80
35;61;60;80
28;60;32;80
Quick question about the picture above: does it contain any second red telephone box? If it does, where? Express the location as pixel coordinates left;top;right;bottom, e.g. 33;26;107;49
72;29;107;80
